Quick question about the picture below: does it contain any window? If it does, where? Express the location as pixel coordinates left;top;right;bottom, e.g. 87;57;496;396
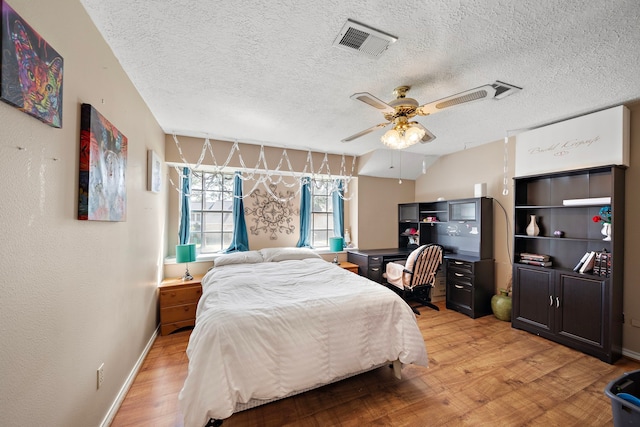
189;172;235;253
311;179;335;248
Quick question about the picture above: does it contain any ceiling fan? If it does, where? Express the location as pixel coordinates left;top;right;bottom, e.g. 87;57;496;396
342;81;521;149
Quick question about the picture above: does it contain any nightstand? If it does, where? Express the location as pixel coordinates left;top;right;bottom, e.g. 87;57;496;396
159;274;203;336
338;261;359;274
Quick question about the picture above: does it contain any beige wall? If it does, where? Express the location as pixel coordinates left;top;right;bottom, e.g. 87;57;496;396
0;1;166;426
415;105;640;357
356;176;416;249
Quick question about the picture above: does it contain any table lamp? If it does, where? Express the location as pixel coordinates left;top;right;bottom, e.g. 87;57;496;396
176;243;196;280
329;237;344;264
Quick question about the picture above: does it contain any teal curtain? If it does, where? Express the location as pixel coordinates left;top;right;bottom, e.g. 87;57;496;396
178;167;191;245
296;176;311;247
332;179;344;247
224;172;249;253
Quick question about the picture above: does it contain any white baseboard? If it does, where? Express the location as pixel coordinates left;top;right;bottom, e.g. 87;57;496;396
623;347;640;363
100;327;159;427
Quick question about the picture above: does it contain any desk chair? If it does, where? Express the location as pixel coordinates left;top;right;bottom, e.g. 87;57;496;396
384;244;443;315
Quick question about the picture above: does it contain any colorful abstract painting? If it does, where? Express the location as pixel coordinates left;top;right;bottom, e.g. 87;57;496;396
78;104;127;221
0;0;63;127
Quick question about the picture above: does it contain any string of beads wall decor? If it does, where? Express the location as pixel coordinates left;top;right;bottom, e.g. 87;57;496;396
168;135;356;202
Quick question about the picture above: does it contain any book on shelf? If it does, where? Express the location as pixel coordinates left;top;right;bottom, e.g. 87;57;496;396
573;251;591;272
573;250;611;276
519;259;552;267
519;252;550;262
579;251;597;274
595;251;612;277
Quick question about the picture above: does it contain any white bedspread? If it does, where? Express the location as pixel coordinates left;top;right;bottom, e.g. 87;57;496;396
178;258;428;426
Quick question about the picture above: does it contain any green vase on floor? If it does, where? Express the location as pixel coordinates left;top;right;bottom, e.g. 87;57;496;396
491;289;512;321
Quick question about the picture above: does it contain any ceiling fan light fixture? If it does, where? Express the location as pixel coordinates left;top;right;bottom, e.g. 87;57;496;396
381;123;425;149
405;125;425;144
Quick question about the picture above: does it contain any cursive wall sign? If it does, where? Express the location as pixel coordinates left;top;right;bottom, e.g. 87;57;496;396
515;105;629;177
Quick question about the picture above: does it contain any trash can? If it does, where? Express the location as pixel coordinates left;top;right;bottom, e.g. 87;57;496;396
605;369;640;426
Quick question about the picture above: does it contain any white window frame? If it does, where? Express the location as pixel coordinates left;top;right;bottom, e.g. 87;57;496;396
310;179;336;248
189;172;235;253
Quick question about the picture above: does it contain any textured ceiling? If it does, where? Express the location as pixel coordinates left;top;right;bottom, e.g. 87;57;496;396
80;0;640;179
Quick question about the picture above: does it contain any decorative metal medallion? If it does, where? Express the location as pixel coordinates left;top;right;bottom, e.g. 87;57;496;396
245;185;298;240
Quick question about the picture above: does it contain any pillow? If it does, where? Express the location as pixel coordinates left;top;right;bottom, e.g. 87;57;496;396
259;247;322;262
214;251;264;267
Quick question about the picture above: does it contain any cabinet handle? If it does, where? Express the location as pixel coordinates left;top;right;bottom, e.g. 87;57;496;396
454;272;464;277
372;257;380;261
549;296;553;306
455;285;464;289
454;261;464;265
371;267;380;272
556;297;560;308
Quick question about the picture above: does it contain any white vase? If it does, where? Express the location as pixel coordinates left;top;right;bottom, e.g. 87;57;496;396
601;223;611;241
526;215;540;236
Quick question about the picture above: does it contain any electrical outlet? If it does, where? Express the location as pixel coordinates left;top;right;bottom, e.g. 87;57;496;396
97;363;104;389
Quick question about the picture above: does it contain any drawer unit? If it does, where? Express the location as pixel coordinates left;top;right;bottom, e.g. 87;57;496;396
445;258;494;318
367;255;383;283
159;275;203;336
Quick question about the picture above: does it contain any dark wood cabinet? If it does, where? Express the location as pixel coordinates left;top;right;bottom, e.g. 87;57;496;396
446;257;495;318
398;197;493;258
511;165;624;363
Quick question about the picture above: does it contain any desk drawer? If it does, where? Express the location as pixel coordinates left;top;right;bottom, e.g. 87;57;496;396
448;270;473;286
161;303;197;323
448;282;472;308
448;259;474;274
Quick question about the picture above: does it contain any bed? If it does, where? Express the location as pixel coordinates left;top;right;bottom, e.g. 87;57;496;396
178;248;428;427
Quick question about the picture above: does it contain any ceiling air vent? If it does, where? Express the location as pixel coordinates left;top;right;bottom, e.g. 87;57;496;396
333;19;397;58
492;81;522;99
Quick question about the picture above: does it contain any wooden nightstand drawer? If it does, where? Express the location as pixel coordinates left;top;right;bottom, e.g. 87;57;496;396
159;285;202;307
160;320;196;336
338;261;359;274
161;302;198;323
159;274;204;336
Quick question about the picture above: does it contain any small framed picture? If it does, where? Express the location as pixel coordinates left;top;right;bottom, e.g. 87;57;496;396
147;150;161;193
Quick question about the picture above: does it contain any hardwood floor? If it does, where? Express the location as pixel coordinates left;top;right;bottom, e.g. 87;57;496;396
111;302;640;426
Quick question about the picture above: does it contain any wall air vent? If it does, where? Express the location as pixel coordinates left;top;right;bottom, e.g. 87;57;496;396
333;19;397;58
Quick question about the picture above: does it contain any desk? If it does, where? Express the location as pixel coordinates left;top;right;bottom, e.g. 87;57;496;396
347;248;413;283
348;248;493;318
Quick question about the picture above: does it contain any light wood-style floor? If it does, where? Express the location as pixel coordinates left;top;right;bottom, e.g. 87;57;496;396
111;301;640;426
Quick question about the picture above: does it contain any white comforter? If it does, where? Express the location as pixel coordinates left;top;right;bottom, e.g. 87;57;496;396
179;258;428;426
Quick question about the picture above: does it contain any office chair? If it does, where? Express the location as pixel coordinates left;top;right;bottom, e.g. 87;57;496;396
384;244;443;315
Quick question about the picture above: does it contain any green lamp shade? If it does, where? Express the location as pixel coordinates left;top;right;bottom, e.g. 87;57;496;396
329;237;343;252
176;243;196;263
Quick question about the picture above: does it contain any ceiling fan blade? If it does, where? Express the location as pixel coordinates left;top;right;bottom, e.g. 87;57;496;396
341;122;390;142
416;84;497;116
350;92;395;114
413;123;437;143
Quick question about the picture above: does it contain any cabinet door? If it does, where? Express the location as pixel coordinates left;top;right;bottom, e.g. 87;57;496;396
555;272;606;349
399;203;419;222
512;265;554;332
